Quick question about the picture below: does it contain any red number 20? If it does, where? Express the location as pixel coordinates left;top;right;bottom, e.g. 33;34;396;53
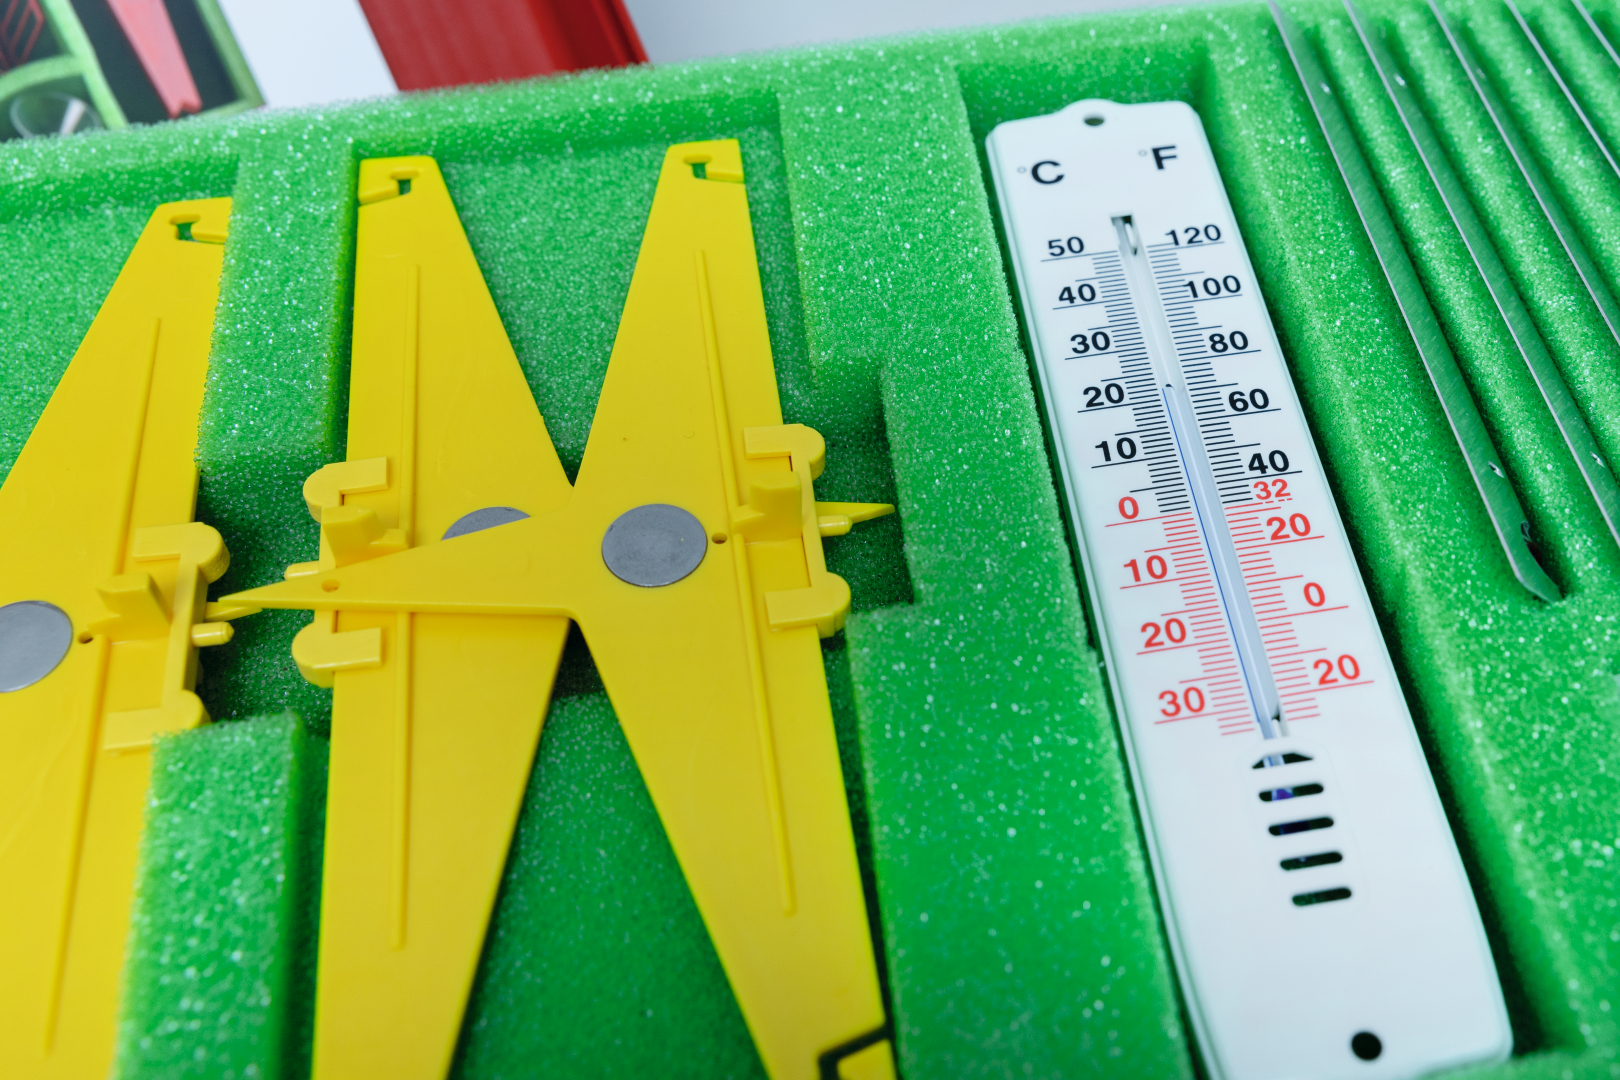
1141;618;1187;649
1313;654;1361;685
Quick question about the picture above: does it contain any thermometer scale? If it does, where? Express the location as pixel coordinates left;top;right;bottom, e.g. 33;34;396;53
987;100;1509;1080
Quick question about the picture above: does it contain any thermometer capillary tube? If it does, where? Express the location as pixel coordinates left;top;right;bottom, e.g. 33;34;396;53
1111;214;1286;739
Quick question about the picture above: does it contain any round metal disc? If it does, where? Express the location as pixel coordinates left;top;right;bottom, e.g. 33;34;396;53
0;601;73;692
443;506;531;540
601;504;708;587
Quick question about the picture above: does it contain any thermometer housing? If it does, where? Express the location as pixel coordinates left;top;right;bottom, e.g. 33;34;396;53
987;99;1509;1080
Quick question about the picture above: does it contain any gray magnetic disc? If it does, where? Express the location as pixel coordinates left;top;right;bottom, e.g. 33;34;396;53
0;601;74;692
601;504;708;587
443;506;530;540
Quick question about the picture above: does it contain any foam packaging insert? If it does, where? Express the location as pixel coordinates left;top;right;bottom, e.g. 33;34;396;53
2;0;1619;1074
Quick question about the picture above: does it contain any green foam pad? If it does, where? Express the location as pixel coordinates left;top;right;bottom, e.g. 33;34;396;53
0;0;1616;1074
116;713;327;1080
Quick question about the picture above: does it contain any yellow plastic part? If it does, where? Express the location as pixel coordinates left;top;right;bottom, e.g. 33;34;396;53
838;1039;900;1080
0;198;233;1079
225;146;896;1080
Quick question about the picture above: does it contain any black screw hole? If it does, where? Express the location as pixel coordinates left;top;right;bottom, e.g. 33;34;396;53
1351;1031;1382;1061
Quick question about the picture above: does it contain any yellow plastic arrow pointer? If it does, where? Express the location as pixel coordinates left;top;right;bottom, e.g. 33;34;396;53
0;198;233;1080
227;145;896;1080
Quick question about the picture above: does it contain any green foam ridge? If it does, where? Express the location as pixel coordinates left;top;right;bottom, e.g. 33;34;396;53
117;713;326;1080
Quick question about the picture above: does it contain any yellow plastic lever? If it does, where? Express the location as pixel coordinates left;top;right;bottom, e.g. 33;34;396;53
0;199;233;1079
296;155;572;1080
225;146;896;1080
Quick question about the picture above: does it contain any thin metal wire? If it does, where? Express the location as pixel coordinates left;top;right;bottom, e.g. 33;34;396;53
1268;0;1560;600
1345;0;1620;552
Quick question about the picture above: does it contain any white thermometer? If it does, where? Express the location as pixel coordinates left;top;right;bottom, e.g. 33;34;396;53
987;99;1509;1080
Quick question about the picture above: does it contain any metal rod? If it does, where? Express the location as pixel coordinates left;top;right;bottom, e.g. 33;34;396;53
1268;0;1559;601
1346;0;1620;552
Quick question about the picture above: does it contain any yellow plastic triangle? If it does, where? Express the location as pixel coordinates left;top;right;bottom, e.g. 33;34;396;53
0;198;232;1079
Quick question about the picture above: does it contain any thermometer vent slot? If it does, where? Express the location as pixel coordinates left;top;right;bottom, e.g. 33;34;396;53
1281;851;1343;871
1259;782;1323;803
1292;887;1353;908
1252;752;1313;769
1270;816;1333;836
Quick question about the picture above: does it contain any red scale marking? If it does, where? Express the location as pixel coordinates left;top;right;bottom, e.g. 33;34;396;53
1132;502;1288;735
1224;500;1339;722
1257;605;1349;622
1284;680;1374;698
1105;512;1186;527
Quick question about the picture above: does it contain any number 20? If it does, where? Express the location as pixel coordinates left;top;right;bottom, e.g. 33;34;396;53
1141;619;1186;648
1314;655;1360;684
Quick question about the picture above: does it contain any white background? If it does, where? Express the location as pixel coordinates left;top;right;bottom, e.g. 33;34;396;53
215;0;396;109
214;0;1208;109
622;0;1207;63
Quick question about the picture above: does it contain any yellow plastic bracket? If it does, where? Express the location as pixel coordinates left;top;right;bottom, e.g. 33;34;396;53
100;520;232;751
742;423;884;637
226;145;896;1080
285;457;403;682
303;456;390;517
0;198;233;1080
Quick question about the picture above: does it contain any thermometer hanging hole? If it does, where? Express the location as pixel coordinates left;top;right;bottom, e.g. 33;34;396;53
1084;114;1105;126
1350;1031;1383;1060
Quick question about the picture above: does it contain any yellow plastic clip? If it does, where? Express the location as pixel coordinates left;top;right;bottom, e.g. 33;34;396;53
0;199;233;1079
225;145;896;1080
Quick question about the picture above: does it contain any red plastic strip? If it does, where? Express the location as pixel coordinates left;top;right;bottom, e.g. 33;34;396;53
104;0;201;118
356;0;646;92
